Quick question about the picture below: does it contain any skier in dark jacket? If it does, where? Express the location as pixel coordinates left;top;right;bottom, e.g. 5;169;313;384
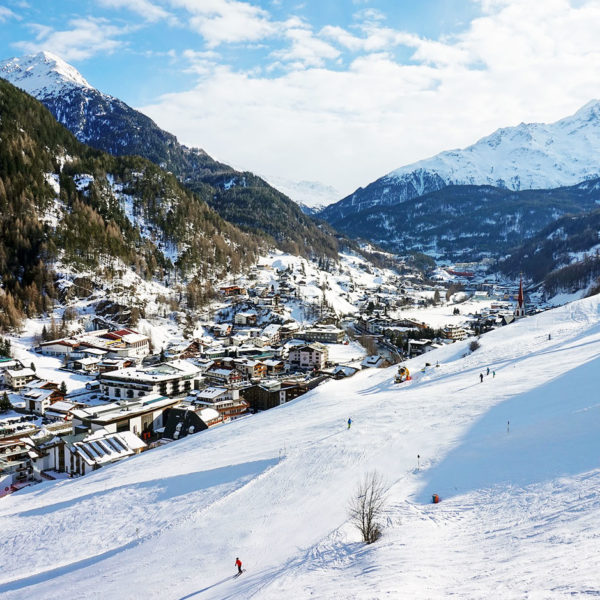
347;417;352;429
479;373;484;383
235;557;242;575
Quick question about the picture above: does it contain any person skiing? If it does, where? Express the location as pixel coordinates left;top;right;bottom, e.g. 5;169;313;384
235;557;243;575
347;417;352;429
486;367;490;376
479;373;484;383
492;370;496;378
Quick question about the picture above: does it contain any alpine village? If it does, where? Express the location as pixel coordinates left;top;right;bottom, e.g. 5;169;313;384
2;4;600;598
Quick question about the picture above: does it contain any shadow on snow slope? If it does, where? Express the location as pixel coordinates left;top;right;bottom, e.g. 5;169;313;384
12;458;277;519
0;458;277;594
415;352;600;503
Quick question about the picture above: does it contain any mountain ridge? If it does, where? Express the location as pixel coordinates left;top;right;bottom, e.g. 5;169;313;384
0;51;339;259
320;100;600;224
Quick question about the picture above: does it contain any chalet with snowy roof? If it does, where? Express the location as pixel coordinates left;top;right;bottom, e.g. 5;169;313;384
71;393;179;438
261;324;281;344
234;312;257;326
407;339;434;358
219;285;247;297
163;406;222;441
296;325;344;344
22;384;64;415
443;324;468;341
287;343;328;371
98;360;202;399
4;368;37;390
204;367;243;386
234;359;267;380
0;438;38;487
212;323;233;338
37;429;147;477
44;400;82;421
263;358;285;376
97;357;134;373
361;355;387;369
38;338;82;358
187;387;249;420
68;356;101;373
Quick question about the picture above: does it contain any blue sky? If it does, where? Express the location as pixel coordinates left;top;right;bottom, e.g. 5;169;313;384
1;0;600;194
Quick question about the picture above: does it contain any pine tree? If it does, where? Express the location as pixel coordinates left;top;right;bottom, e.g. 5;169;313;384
0;392;12;412
59;381;67;395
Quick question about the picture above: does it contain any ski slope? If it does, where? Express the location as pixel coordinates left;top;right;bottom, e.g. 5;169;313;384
2;298;600;598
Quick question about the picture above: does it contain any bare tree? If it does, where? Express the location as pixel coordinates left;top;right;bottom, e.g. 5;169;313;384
348;471;387;544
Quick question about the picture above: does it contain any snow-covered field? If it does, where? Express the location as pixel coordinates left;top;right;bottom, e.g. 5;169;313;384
2;297;600;599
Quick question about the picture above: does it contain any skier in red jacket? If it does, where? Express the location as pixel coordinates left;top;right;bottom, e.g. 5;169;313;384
235;557;243;575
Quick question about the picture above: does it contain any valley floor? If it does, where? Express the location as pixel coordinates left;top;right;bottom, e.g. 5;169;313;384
1;299;600;599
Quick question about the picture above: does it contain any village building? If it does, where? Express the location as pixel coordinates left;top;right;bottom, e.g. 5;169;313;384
4;367;37;390
219;286;247;297
22;382;64;415
98;360;202;399
204;367;244;386
188;387;249;420
361;355;387;369
234;312;257;326
44;400;83;421
33;429;147;477
443;324;468;341
71;393;179;438
296;325;344;344
261;324;281;345
163;406;223;441
287;343;329;371
234;359;267;380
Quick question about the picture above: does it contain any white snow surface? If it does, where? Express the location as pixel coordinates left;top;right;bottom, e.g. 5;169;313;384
387;99;600;192
0;51;92;98
2;296;600;598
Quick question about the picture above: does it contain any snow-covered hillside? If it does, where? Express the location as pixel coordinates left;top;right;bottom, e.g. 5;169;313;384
2;296;600;598
321;100;600;221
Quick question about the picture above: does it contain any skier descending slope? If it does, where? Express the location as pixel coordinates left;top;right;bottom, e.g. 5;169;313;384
347;417;352;430
234;557;244;577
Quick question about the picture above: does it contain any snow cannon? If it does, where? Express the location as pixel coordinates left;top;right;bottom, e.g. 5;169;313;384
432;493;440;504
394;365;411;384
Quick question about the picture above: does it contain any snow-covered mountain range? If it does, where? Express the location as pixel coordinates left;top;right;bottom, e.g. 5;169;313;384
320;100;600;222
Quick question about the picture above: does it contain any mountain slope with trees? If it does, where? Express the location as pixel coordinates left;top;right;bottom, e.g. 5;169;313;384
324;181;600;259
0;78;263;330
0;52;339;259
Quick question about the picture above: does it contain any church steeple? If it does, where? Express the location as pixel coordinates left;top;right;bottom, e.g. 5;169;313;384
514;275;525;318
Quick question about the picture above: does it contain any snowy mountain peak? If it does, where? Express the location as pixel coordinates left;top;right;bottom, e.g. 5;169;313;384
570;98;600;122
0;51;92;98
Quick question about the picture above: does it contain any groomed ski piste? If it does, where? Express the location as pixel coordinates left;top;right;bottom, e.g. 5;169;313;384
2;297;600;599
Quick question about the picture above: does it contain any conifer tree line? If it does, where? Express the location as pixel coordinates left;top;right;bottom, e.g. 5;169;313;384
0;79;268;332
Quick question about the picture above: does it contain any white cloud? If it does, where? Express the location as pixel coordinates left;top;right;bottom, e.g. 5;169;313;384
272;26;340;69
0;6;19;21
96;0;173;23
13;17;130;61
168;0;277;47
139;0;600;195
